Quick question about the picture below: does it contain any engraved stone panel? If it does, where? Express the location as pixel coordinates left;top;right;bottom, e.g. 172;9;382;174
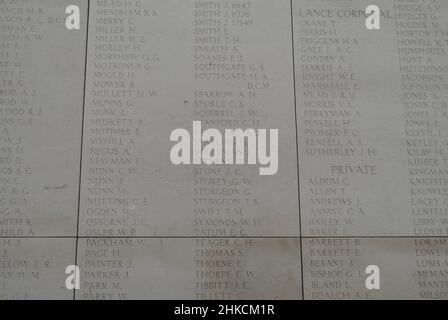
75;237;301;299
0;238;75;300
1;0;448;300
302;237;448;300
293;0;448;236
78;0;300;237
0;0;88;236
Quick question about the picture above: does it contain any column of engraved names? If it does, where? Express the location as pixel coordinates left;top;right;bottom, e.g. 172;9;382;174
303;238;448;299
193;0;263;300
0;1;40;237
0;0;86;236
293;2;381;237
395;0;448;235
0;238;75;299
303;238;363;299
413;238;448;299
192;0;299;299
192;2;261;238
79;0;159;237
77;0;160;299
77;238;136;300
294;0;448;299
395;0;448;299
0;0;87;299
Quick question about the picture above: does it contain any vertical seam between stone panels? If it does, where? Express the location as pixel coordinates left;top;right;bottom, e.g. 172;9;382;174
74;0;90;301
289;0;304;300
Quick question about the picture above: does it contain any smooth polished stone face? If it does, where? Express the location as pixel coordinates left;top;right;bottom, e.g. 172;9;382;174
0;0;87;236
293;0;448;237
0;238;75;300
75;238;301;300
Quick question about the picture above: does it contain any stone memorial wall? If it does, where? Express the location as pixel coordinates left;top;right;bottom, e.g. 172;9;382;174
0;0;447;299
